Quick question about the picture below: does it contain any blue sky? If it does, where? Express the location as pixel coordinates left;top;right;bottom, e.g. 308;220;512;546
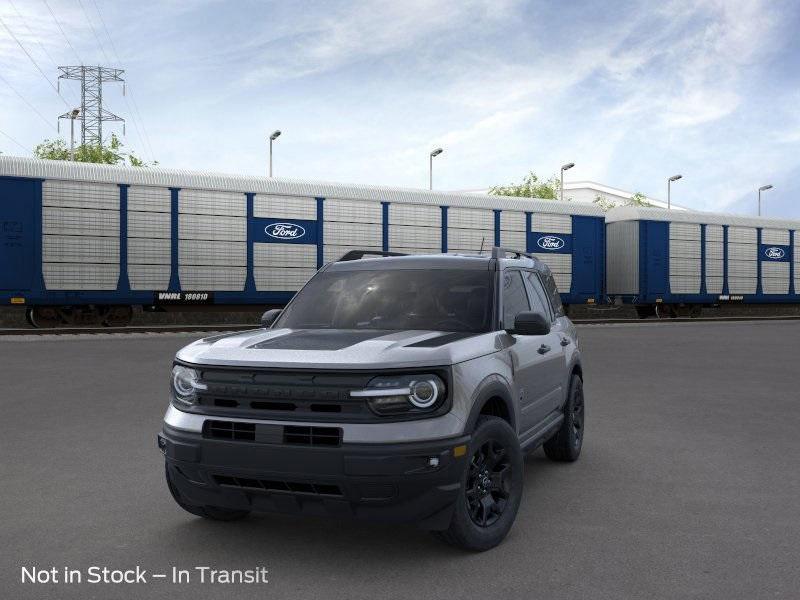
1;0;799;217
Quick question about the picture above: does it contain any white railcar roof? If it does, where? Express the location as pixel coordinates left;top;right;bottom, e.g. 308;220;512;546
0;156;604;217
605;205;800;230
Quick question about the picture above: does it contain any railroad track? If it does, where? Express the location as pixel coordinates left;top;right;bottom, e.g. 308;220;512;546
2;314;800;335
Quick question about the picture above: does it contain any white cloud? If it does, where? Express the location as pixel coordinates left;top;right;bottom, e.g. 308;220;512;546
1;0;797;218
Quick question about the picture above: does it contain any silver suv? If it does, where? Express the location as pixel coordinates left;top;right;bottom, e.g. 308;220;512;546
159;247;585;551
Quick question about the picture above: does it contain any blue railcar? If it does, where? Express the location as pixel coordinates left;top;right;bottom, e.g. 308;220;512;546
0;157;606;326
606;206;800;317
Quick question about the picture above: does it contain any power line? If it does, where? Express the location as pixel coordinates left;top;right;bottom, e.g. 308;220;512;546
43;0;83;66
89;0;156;162
123;86;155;162
90;0;122;64
76;0;112;64
7;0;81;106
0;72;59;132
0;126;31;153
0;14;70;108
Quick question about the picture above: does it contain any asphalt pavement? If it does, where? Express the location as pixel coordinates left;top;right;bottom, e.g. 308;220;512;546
1;321;798;600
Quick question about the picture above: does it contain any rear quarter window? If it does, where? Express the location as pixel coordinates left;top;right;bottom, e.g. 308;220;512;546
538;268;565;317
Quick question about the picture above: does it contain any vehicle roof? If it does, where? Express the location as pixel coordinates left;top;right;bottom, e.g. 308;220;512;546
326;252;544;272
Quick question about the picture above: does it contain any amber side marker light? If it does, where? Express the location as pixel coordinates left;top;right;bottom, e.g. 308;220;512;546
586;298;595;304
10;297;25;305
453;445;467;458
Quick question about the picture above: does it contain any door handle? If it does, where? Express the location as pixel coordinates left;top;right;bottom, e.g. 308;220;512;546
560;337;571;346
537;344;551;354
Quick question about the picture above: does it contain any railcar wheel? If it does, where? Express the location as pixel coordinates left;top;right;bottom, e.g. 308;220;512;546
635;305;655;319
28;306;62;328
654;303;674;319
689;304;702;318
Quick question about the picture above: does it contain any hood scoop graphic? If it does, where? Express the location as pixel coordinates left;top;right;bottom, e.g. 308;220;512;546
248;330;393;351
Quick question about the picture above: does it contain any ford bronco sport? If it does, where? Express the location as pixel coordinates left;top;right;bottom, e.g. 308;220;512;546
159;247;585;551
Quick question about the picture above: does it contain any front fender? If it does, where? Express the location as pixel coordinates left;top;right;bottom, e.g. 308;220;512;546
461;373;517;435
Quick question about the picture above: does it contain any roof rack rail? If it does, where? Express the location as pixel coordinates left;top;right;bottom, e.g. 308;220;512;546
491;246;534;260
337;249;408;262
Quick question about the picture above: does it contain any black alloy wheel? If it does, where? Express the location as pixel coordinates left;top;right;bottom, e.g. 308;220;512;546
465;439;513;527
543;374;585;462
571;385;584;449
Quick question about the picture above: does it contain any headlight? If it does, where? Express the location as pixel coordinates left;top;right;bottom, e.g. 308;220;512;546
351;374;446;416
171;365;205;407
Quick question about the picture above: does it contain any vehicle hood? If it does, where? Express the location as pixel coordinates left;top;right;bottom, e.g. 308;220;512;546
175;328;502;369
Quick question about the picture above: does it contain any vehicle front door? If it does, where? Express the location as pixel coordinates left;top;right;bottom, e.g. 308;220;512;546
523;270;569;414
502;270;558;439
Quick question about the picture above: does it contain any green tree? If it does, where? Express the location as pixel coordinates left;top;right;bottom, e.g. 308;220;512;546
33;134;156;166
628;191;652;207
489;171;563;200
593;194;617;211
593;191;653;212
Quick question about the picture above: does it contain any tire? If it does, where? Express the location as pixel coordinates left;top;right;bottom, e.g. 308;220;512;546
435;416;524;552
543;374;584;462
165;464;250;522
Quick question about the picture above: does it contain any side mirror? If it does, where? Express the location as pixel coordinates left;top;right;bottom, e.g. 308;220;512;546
260;309;282;328
509;311;550;336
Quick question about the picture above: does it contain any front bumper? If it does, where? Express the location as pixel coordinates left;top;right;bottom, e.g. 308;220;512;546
159;423;470;530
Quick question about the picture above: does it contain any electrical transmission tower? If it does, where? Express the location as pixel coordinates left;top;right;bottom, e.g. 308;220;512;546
57;66;125;146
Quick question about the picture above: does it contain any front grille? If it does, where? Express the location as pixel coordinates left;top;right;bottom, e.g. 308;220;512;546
204;420;255;441
202;420;342;446
193;369;374;422
283;425;342;446
181;366;452;424
213;475;343;497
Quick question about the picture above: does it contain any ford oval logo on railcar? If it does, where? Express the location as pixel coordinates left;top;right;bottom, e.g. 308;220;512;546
536;235;565;251
764;246;785;260
265;222;306;240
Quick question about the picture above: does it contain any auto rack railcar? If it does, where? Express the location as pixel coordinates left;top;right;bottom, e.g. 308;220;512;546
0;157;605;327
606;206;800;317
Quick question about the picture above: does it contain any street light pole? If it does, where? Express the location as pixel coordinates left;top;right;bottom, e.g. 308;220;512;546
667;174;682;209
69;108;80;161
429;148;443;190
758;184;773;216
560;162;575;202
269;130;281;177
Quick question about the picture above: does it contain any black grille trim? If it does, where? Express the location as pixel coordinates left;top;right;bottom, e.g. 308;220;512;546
283;425;342;447
213;475;343;497
204;420;255;441
202;421;342;446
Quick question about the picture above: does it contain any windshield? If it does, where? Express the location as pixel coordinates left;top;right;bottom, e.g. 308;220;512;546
275;268;493;332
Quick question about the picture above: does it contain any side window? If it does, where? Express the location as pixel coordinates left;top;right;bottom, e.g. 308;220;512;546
538;268;565;317
502;271;530;329
524;271;551;321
